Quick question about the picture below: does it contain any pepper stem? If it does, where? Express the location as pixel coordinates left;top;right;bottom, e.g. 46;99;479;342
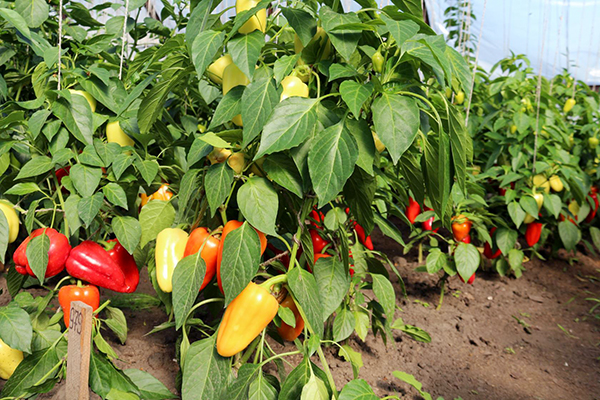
93;300;111;315
259;274;287;291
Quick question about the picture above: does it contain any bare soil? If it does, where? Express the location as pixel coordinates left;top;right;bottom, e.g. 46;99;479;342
1;229;599;400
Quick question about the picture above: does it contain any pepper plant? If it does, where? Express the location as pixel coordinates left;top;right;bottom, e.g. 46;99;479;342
0;0;472;398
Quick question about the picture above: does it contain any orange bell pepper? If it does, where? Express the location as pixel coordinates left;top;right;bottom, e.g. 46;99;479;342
277;295;304;341
183;227;220;291
140;184;173;207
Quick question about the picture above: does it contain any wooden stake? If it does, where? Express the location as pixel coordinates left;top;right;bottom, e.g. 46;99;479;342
66;301;93;400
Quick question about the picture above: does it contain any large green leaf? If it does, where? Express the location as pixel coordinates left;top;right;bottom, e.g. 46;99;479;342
70;164;102;197
372;93;419;164
14;0;48;28
237;177;278;236
308;120;358;207
78;192;104;227
455;243;480;283
319;7;361;61
380;15;419;49
15;156;53;180
228;30;264;80
181;335;229;400
339;81;373;118
287;267;323;338
138;71;182;134
205;162;234;217
52;94;94;145
123;369;175;400
0;303;33;353
262;154;303;198
209;86;244;129
191;30;226;80
241;78;279;146
139;201;176;247
313;256;350;321
112;216;141;254
173;254;206;330
1;345;62;397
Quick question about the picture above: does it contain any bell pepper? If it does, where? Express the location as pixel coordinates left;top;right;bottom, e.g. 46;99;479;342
532;174;550;194
155;228;189;293
310;229;329;254
460;235;471;244
310;208;325;228
217;220;266;293
525;222;542;247
0;338;23;380
55;166;71;186
459;273;475;284
58;284;100;328
66;240;139;293
222;64;249;126
14;228;71;278
236;0;266;34
277;295;304;341
183;227;220;291
451;214;472;242
406;197;421;224
217;282;279;357
483;227;502;259
455;91;465;105
227;152;246;174
372;51;384;73
280;76;309;101
421;206;439;233
141;184;173;207
549;175;563;192
585;192;599;223
106;121;134;147
0;200;19;243
207;54;233;85
563;98;576;113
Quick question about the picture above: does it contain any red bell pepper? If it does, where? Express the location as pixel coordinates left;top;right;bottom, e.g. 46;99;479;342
406;197;421;224
525;222;542;247
55;166;71;185
460;235;471;244
585;192;599;223
483;227;502;259
58;284;100;328
14;228;71;278
353;222;374;250
421;207;439;233
459;273;475;284
310;208;325;228
66;240;139;293
184;227;220;291
310;229;330;253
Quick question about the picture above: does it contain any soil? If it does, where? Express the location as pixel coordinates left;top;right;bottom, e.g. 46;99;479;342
1;229;599;400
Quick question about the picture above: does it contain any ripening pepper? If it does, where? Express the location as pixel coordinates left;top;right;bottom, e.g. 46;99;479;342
585;192;599;223
228;152;246;174
563;98;576;113
236;0;266;34
206;54;233;85
0;338;23;380
66;240;139;293
280;76;309;101
183;227;220;291
277;295;305;341
58;284;100;328
155;228;189;293
483;227;502;259
217;221;267;293
310;229;329;254
372;51;384;73
222;64;250;126
14;228;71;278
451;215;472;242
216;282;279;357
0;200;19;243
525;222;542;247
106;121;134;147
141;184;173;208
406;197;421;224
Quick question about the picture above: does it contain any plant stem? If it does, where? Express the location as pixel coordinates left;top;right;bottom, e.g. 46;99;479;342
316;346;338;398
260;350;301;366
52;173;69;236
437;277;446;310
259;274;288;290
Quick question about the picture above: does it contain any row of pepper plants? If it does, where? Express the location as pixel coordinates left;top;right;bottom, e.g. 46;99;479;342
0;0;473;398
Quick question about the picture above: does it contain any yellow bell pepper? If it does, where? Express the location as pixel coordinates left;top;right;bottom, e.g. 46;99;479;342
207;54;233;85
222;64;250;126
106;121;134;147
0;200;19;243
236;0;266;34
155;228;189;293
455;91;465;105
532;174;550;194
563;98;576;113
549;175;563;192
227;152;246;174
0;338;23;380
280;76;309;101
216;282;279;357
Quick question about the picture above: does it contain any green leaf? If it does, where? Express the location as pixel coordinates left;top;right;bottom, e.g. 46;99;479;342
112;216;141;254
380;15;419;49
64;195;82;234
220;222;262;304
177;169;201;223
345;118;375;175
278;305;296;327
372;93;419;164
313;256;350;320
392;371;432;400
262;154;303;198
372;274;395;318
332;307;355;342
255;97;318;159
374;213;405;246
112;153;134;180
508;248;524;277
300;374;328;400
543;193;562;219
455;243;480;282
5;182;41;195
107;389;139;400
225;364;261;400
15;156;53;180
507;201;526;228
228;30;265;80
181;335;229;400
139;201;176;247
138;72;182;134
89;352;138;398
308;119;358;207
324;208;347;231
0;303;33;353
70;164;102;197
135;159;159;186
242;78;280;146
591;227;600;251
496;228;518;256
273;54;300;84
28;109;50;139
16;0;48;28
173;254;206;330
344;167;376;233
229;0;270;36
237;177;278;236
104;306;128;344
319;7;361;61
392;322;432;343
280;8;316;47
210;86;244;129
445;46;473;93
103;183;129;209
338;379;378;400
205;162;234;217
0;8;32;40
123;369;175;400
94;139;122;167
287;268;323;338
248;374;278;400
279;358;331;400
78;192;104;227
519;196;539;218
328;63;359;81
199;132;232;148
1;345;61;398
187;137;212;167
425;248;446;274
559;220;581;251
26;232;50;285
340;81;373;118
191;30;226;80
52;94;93;145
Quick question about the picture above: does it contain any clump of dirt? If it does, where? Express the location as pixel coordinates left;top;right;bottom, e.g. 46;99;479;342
1;231;599;399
